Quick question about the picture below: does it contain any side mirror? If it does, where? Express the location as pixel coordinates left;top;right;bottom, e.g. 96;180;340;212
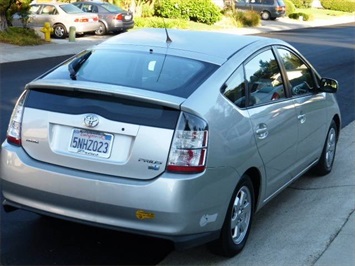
319;77;338;93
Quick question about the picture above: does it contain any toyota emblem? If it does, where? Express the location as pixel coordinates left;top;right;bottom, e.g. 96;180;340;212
84;114;99;128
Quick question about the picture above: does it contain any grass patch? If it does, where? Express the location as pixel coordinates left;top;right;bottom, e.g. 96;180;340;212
0;27;45;46
296;7;354;19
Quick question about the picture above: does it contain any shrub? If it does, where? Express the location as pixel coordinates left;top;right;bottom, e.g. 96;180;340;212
184;0;222;25
234;10;260;27
288;12;314;21
154;0;222;25
0;27;44;46
320;0;355;12
284;0;296;16
141;2;155;18
154;0;187;19
290;0;313;8
134;16;189;29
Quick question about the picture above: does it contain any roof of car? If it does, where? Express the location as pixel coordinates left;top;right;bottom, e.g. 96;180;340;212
97;28;283;64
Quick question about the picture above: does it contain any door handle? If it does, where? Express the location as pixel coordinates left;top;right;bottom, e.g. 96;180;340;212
255;123;268;139
298;114;306;124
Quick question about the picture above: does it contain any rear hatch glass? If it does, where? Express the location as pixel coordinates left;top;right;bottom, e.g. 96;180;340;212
41;49;218;98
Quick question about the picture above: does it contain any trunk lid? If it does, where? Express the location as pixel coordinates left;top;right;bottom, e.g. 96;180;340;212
21;83;183;180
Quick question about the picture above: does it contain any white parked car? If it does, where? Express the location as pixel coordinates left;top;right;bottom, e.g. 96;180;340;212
12;2;100;38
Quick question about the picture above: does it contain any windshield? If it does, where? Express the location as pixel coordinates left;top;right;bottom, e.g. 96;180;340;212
42;49;218;98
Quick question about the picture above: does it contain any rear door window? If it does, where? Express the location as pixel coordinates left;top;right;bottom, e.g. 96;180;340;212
244;49;286;106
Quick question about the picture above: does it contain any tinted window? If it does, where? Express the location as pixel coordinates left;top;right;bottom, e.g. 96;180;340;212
29;5;41;14
245;49;286;105
41;5;56;15
277;48;315;96
42;50;218;98
223;66;246;108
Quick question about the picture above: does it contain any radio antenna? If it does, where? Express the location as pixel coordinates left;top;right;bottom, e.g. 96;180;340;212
164;26;172;44
157;0;172;44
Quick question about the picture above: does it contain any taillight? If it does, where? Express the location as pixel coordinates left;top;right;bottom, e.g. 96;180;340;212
74;17;89;22
167;112;208;173
114;14;123;20
7;91;28;146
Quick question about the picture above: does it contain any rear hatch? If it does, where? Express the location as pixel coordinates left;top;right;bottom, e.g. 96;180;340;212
21;85;181;180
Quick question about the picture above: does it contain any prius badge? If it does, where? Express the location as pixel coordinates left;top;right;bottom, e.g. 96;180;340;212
84;114;99;128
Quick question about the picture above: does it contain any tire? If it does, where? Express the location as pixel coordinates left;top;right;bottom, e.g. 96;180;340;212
209;175;255;257
312;120;338;176
95;21;107;36
53;24;67;39
261;11;271;20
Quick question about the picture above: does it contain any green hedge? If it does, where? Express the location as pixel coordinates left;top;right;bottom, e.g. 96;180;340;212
284;0;296;15
134;17;189;29
289;0;313;8
154;0;222;25
320;0;355;12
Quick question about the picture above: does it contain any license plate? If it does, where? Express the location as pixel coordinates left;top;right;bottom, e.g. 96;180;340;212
68;129;113;158
125;15;132;20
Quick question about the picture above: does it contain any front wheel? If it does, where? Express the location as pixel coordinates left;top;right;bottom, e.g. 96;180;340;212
312;120;338;176
209;175;255;257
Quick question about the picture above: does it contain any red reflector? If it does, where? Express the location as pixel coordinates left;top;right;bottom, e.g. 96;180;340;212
7;136;21;146
167;165;205;173
74;18;89;22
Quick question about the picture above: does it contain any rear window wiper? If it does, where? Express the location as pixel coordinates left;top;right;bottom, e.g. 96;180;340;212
68;51;92;80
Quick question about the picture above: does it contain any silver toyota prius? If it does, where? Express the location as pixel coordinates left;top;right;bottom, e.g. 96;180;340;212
1;29;341;257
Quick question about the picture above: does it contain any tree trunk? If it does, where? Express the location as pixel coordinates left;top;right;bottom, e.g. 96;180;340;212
0;13;9;32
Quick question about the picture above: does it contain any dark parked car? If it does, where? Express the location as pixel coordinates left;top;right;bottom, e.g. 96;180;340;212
1;29;341;257
73;1;134;35
235;0;286;20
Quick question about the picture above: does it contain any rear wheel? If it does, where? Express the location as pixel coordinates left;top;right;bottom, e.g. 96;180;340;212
209;175;254;257
53;24;67;39
312;120;338;176
95;21;107;36
261;11;271;20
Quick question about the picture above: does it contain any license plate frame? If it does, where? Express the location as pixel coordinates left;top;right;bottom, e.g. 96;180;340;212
68;128;114;159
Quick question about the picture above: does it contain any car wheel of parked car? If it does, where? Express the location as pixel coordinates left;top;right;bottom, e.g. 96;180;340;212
53;23;67;39
210;175;254;257
261;11;271;20
95;21;107;36
312;120;338;176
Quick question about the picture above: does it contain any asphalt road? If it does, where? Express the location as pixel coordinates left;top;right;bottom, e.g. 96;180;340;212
0;23;354;265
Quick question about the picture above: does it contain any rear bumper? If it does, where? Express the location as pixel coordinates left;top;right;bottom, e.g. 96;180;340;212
71;22;100;33
1;141;236;248
109;20;134;32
